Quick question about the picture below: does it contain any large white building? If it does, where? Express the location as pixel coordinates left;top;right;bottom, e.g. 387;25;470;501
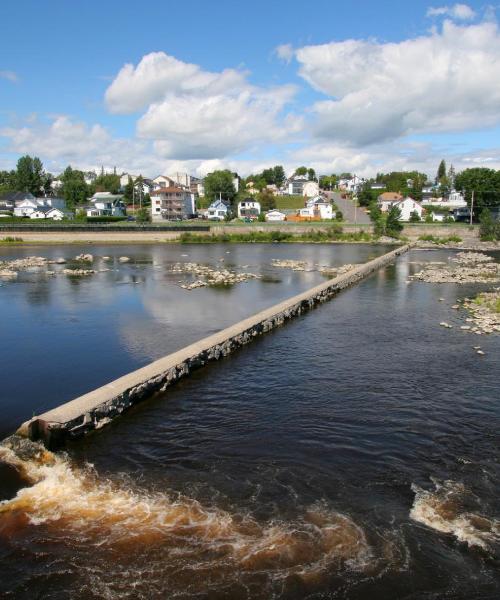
151;187;195;221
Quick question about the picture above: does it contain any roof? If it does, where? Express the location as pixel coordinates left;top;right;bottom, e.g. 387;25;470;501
378;192;403;202
395;197;423;208
208;200;228;210
151;187;188;195
0;191;35;202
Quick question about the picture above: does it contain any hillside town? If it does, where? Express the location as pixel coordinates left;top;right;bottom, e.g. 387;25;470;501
1;157;497;227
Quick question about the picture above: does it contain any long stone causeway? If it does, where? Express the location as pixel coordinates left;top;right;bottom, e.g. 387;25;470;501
17;245;410;448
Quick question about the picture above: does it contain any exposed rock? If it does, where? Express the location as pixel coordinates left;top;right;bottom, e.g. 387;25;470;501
55;258;66;264
172;262;261;288
119;256;130;262
272;259;308;271
0;256;48;271
75;253;93;262
410;252;499;284
102;256;111;261
461;290;500;336
62;268;95;276
0;269;17;279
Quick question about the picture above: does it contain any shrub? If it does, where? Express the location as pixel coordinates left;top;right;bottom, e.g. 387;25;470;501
479;209;500;241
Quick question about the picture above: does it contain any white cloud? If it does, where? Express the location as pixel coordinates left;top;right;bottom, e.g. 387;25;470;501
0;116;159;174
275;43;294;64
105;51;300;160
105;52;247;114
0;70;19;83
427;3;476;20
142;86;301;159
294;20;500;145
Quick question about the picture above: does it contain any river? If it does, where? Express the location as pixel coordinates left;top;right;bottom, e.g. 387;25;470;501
0;243;499;599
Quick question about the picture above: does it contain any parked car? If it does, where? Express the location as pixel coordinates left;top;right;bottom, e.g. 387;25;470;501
452;207;472;222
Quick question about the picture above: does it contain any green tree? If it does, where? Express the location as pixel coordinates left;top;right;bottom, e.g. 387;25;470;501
204;170;236;204
307;168;316;181
454;168;500;214
479;209;500;241
257;188;276;212
409;210;421;222
59;166;89;207
93;173;120;194
16;155;45;194
358;181;377;207
386;205;403;236
0;170;17;194
123;176;134;202
136;207;151;223
436;159;446;184
294;166;308;176
272;165;286;187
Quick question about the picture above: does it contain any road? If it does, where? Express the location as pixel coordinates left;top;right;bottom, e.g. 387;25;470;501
326;191;371;225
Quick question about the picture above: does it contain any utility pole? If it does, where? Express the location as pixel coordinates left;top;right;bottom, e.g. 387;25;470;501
354;194;357;226
470;190;474;225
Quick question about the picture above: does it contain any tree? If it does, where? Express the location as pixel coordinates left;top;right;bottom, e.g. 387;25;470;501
93;173;120;194
454;167;500;214
436;159;446;184
386;205;403;236
136;207;151;223
0;170;17;194
307;168;316;181
479;209;500;241
409;210;421;222
123;176;134;203
16;155;45;195
294;166;308;176
59;166;89;207
203;170;236;203
272;165;286;187
358;181;376;207
257;188;276;212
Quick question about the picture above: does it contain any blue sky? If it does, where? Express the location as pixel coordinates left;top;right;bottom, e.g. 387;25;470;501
1;0;499;178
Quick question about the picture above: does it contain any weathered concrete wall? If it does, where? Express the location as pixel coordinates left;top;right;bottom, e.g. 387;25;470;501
18;245;410;448
402;224;479;241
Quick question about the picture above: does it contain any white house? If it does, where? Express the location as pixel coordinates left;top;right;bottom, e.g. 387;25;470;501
338;175;365;193
14;198;40;217
302;181;320;198
287;175;308;195
446;190;467;208
393;197;424;221
150;187;195;221
377;192;404;212
265;209;286;222
29;207;74;220
86;192;126;217
238;200;261;219
299;196;335;220
207;199;229;221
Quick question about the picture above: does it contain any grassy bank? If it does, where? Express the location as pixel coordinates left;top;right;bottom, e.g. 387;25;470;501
179;229;379;244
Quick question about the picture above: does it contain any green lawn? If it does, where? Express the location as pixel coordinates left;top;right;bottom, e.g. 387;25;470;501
275;195;306;210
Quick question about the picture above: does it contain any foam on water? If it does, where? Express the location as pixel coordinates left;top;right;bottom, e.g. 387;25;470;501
0;436;372;585
410;479;500;551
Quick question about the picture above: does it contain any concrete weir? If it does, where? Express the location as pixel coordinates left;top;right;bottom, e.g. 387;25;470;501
18;245;409;448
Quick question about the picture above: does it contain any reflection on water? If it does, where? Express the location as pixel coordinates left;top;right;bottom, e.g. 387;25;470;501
0;243;391;436
1;246;499;599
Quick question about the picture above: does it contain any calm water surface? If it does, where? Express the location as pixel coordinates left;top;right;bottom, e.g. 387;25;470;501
0;244;499;599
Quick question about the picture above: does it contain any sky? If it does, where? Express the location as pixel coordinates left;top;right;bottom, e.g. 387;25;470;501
1;0;499;179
